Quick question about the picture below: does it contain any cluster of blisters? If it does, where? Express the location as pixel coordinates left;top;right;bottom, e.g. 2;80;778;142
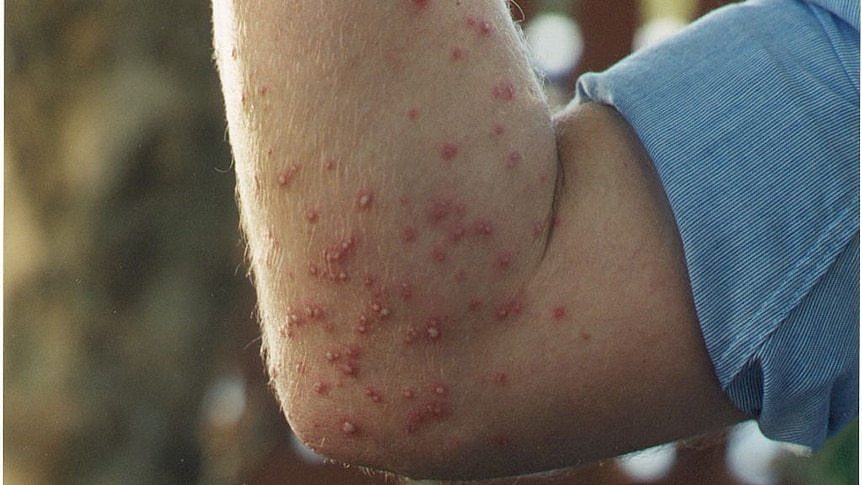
280;299;328;339
370;301;392;319
494;293;526;321
491;81;516;102
312;381;331;396
354;300;392;336
419;197;508;276
308;234;359;284
341;419;359;435
323;344;363;379
364;386;384;403
403;315;446;344
404;382;452;434
355;314;372;335
473;218;494;237
425;316;443;340
426;198;465;226
282;2;553;446
356;188;375;210
355;274;395;338
465;16;494;37
276;164;301;187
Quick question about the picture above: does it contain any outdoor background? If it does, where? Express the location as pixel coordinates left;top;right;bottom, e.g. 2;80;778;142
5;0;854;484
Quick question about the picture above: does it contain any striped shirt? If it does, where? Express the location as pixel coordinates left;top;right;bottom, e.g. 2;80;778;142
574;0;859;449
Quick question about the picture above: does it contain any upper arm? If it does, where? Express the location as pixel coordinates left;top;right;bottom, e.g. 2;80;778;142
213;1;743;480
574;0;859;450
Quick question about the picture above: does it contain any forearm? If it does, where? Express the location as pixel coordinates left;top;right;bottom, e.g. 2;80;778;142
213;0;557;476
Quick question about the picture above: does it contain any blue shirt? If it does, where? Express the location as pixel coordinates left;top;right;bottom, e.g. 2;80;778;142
574;0;859;449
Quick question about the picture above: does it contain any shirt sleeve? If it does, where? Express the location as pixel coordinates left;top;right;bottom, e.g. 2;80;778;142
572;0;859;449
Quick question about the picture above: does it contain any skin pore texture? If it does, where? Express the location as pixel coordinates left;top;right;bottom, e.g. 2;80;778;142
213;0;746;480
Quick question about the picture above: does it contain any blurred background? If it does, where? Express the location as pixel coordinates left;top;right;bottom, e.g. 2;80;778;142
4;0;856;484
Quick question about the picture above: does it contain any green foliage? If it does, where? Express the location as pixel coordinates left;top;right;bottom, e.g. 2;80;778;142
778;421;859;485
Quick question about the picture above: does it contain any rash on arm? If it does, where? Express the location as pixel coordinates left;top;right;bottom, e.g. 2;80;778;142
213;0;745;480
213;0;559;477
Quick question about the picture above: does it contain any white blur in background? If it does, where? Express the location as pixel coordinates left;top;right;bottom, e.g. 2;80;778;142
617;442;678;482
726;420;811;485
524;12;583;81
202;373;248;428
615;420;811;484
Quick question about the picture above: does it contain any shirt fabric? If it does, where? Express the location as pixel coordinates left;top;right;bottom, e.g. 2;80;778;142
573;0;859;449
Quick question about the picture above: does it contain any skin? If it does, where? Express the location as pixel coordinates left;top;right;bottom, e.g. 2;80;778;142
212;0;747;480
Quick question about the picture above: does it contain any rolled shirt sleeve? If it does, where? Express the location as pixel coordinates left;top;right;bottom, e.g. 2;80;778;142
573;0;859;448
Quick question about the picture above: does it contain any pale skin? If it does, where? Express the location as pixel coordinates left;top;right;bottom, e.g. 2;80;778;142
212;0;747;480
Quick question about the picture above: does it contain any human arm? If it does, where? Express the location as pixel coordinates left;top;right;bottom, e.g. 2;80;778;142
575;0;859;449
212;0;745;479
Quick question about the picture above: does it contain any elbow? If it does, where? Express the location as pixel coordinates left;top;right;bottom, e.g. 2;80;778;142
284;390;472;480
257;259;536;480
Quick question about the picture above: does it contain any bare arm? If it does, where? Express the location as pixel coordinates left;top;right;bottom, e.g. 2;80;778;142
213;0;744;480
